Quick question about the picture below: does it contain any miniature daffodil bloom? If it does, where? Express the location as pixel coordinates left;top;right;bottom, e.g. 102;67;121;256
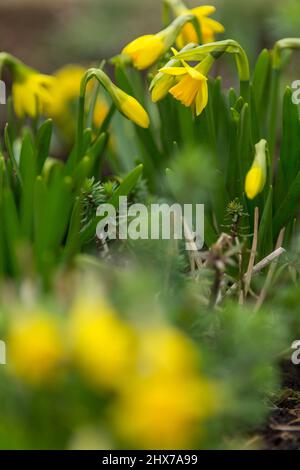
121;14;194;70
166;1;224;47
159;55;214;115
13;71;55;118
150;44;196;102
8;313;64;386
122;35;165;70
178;6;224;47
69;298;137;390
245;139;268;200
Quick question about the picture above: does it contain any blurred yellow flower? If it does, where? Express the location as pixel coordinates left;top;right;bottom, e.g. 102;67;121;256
93;98;109;128
47;65;86;119
245;139;267;200
12;71;55;118
114;326;217;449
69;299;137;390
160;60;209;116
139;327;201;377
122;35;165;70
171;3;225;47
8;313;64;386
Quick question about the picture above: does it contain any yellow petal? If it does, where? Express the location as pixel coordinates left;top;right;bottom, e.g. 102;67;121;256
195;79;208;116
151;76;176;102
201;17;225;34
245;167;264;200
159;66;188;76
122;35;164;70
122;35;155;55
190;6;216;18
183;61;207;81
120;95;150;128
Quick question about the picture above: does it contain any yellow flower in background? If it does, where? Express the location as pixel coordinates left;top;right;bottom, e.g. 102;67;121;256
114;326;218;449
245;139;268;200
12;71;55;118
160;59;210;115
47;65;86;119
170;3;224;47
69;298;137;390
122;35;165;70
139;327;201;377
8;313;64;386
116;374;216;449
93;97;109;128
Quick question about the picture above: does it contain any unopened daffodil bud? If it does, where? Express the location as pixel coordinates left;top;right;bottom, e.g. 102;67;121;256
110;84;150;128
120;14;194;70
82;68;150;128
245;139;268;200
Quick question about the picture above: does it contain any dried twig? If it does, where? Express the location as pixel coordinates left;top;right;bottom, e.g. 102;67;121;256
254;228;286;311
244;207;259;297
221;245;286;302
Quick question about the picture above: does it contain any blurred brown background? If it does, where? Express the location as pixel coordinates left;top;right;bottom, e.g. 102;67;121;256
0;0;300;72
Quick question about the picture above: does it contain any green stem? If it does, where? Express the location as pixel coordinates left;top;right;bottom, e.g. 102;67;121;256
268;67;280;158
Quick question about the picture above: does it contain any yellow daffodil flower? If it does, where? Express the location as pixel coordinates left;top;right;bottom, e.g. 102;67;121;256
121;14;194;70
166;1;224;47
122;35;165;70
245;139;268;200
159;55;214;115
69;298;137;391
8;313;64;386
114;326;218;449
12;71;55;118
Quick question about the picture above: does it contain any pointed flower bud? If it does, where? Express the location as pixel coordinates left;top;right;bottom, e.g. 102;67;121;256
245;139;268;200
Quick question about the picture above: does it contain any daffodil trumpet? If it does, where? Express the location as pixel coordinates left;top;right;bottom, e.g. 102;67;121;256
245;139;268;200
117;14;194;70
75;68;150;161
174;39;250;101
164;0;225;46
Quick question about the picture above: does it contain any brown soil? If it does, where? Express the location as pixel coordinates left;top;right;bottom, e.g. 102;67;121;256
261;362;300;450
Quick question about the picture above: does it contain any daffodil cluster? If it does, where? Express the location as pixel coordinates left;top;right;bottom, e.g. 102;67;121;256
5;292;218;450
